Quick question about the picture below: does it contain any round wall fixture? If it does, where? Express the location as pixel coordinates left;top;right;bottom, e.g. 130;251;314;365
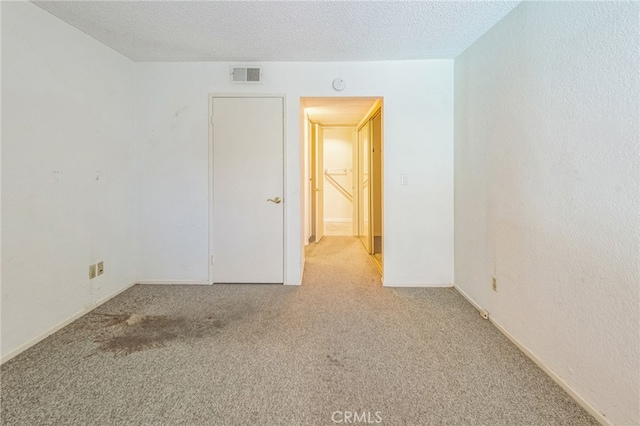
332;78;346;91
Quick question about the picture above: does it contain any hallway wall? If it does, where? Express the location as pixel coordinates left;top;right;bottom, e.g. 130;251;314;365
454;2;639;424
322;127;355;228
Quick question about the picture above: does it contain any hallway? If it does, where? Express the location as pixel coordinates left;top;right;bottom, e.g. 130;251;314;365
1;237;596;425
304;236;381;288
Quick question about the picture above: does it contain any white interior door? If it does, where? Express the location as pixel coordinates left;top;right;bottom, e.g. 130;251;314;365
313;124;324;243
358;122;371;253
211;97;284;283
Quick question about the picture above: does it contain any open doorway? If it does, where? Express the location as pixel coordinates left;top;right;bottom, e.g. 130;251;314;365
321;125;354;236
301;97;384;273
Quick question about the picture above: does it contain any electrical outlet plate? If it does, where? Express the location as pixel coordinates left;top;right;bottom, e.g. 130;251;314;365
492;276;497;292
97;261;104;276
89;264;97;279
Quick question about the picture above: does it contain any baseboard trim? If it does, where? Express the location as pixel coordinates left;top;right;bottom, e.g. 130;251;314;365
453;285;611;426
454;285;483;311
383;282;453;288
1;281;136;365
136;280;211;285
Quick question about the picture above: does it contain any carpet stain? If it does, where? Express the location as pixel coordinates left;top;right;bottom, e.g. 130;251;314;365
92;314;185;355
326;354;344;367
125;314;146;326
87;313;229;356
207;317;227;329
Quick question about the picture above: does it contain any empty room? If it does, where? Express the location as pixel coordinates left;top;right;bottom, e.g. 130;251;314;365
1;1;638;425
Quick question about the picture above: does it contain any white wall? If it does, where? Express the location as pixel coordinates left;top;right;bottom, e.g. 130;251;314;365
1;2;137;360
322;127;354;223
135;60;454;286
454;2;639;425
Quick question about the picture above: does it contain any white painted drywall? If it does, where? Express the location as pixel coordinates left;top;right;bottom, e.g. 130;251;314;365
322;127;355;224
1;2;137;360
454;2;639;424
134;60;454;286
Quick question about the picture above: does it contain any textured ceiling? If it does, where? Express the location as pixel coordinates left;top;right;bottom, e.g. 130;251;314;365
32;1;520;62
303;98;380;126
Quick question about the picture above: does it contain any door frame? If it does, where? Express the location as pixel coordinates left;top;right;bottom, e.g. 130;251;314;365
370;109;383;273
312;123;324;243
208;94;287;284
357;120;372;253
356;101;383;269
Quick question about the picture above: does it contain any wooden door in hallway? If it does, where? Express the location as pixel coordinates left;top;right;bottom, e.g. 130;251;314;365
211;97;284;283
313;124;324;243
358;121;371;253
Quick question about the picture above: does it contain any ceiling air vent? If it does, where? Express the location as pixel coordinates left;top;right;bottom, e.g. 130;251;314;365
230;66;262;84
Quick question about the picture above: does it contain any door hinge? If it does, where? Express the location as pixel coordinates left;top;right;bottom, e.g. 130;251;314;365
210;255;215;265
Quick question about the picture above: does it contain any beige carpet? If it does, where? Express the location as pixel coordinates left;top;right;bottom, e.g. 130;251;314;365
323;221;353;236
1;237;597;425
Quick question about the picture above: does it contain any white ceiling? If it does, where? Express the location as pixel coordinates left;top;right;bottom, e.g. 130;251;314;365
303;97;380;126
33;1;520;62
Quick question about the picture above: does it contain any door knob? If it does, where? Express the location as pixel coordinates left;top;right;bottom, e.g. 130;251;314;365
267;197;282;204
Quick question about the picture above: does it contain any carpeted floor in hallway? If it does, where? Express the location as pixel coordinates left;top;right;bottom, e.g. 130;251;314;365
1;236;597;425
